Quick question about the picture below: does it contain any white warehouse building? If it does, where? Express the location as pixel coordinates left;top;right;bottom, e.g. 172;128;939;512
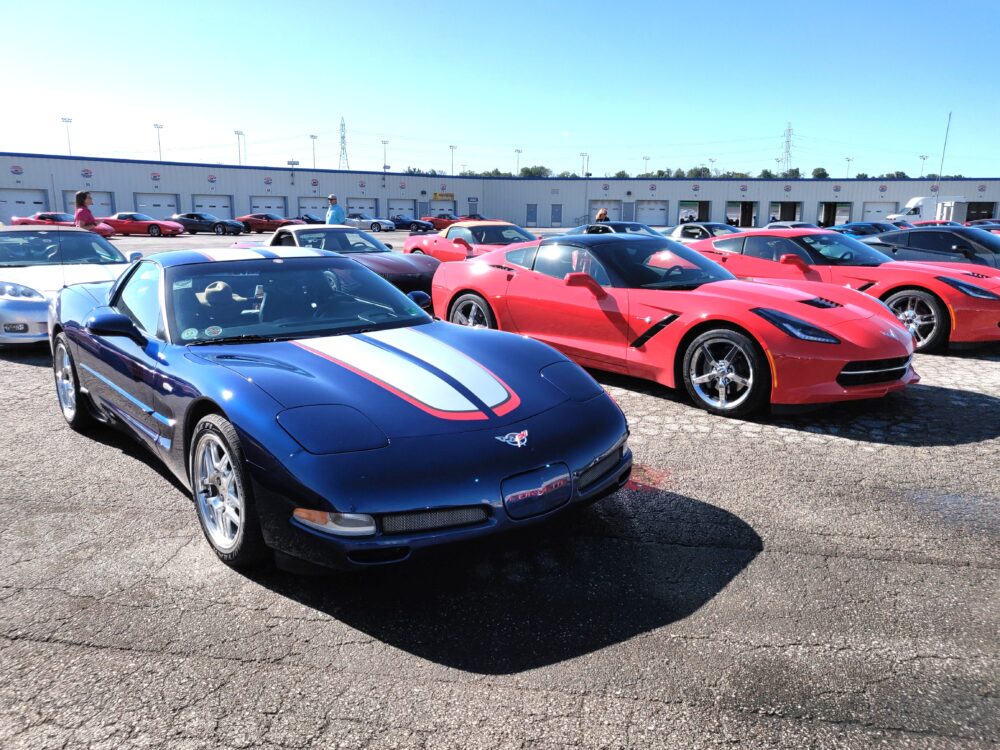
2;151;999;228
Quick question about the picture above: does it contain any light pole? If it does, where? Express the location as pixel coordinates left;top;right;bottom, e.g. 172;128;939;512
774;157;781;175
153;124;164;161
287;159;299;184
642;155;650;175
580;152;589;176
515;148;522;174
60;117;73;156
234;130;243;165
709;158;717;177
382;140;389;174
845;156;853;178
449;145;456;175
310;135;318;169
919;154;928;177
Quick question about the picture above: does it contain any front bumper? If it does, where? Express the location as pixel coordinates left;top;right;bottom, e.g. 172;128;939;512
0;299;49;345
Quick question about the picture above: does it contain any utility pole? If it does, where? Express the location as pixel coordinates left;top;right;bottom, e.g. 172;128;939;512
449;145;456;175
580;152;589;176
381;140;390;181
844;156;853;178
234;131;243;165
153;123;164;161
919;154;928;177
310;135;318;169
515;148;522;174
782;122;793;174
61;117;73;156
287;159;299;185
338;118;349;170
708;157;717;177
643;155;650;175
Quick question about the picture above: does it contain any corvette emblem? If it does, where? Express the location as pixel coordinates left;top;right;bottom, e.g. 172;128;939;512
496;430;528;448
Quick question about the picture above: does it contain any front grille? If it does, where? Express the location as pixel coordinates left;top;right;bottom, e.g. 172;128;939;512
801;297;842;309
380;506;488;535
578;446;624;492
837;356;911;387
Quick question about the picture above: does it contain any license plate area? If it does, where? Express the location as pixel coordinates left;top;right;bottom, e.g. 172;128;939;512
502;463;572;520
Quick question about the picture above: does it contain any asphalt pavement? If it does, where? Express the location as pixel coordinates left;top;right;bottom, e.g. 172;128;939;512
0;233;997;748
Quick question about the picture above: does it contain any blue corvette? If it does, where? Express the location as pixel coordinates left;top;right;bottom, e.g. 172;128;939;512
50;246;632;569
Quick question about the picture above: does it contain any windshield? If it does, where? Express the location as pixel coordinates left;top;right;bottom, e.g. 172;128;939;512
167;256;430;345
968;228;1000;253
293;229;389;253
262;214;282;221
130;214;155;222
46;213;75;222
393;215;415;221
469;225;535;245
199;213;221;222
793;233;891;266
0;231;127;267
593;238;735;289
708;224;740;237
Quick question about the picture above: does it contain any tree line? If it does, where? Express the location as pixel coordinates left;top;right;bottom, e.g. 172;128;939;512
402;165;966;180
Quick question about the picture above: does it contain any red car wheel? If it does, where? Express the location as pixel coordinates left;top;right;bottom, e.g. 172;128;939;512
681;329;769;417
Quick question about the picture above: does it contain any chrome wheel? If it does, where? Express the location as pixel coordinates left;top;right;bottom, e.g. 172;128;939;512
195;434;243;553
887;294;939;348
54;342;77;420
213;224;225;235
452;298;490;327
688;337;754;411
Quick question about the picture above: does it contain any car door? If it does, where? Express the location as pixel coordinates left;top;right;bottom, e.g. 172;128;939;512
80;261;169;452
897;230;978;265
436;226;475;262
711;235;822;282
504;243;629;371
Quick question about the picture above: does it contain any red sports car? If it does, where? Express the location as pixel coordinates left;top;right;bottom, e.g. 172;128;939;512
421;212;462;230
100;212;184;237
236;213;305;233
12;212;114;237
403;220;536;262
912;220;963;227
432;233;918;417
688;228;1000;351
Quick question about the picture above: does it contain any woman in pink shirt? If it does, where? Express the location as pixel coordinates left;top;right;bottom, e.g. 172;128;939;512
74;191;98;230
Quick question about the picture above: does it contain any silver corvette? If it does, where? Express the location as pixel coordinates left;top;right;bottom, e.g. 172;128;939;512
343;213;396;232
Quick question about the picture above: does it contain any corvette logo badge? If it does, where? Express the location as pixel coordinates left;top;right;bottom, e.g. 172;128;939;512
496;430;528;448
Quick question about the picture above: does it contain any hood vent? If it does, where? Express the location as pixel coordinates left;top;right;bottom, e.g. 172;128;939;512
801;297;842;309
964;271;989;279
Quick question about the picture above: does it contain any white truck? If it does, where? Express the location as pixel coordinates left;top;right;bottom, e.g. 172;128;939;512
887;195;965;222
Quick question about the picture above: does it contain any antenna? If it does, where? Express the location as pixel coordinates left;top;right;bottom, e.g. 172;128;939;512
782;122;793;174
933;112;952;216
339;118;350;170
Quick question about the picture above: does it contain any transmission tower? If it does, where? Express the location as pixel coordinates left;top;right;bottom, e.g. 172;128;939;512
338;118;350;170
781;122;793;174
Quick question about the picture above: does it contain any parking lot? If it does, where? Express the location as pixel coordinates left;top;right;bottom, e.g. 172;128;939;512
1;233;998;749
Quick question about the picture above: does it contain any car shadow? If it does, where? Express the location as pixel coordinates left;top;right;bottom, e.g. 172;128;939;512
248;490;762;675
948;342;1000;362
82;422;188;494
0;342;51;367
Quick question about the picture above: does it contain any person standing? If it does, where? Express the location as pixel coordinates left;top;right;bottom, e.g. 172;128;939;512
595;207;609;223
325;194;345;224
74;191;98;230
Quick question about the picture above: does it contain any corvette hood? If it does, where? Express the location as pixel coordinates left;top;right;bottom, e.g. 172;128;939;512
2;263;130;297
352;252;438;275
192;322;572;438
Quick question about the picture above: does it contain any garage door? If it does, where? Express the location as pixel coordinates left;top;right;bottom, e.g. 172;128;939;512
388;199;416;217
348;197;376;215
863;202;897;221
588;200;621;221
193;194;233;219
297;196;328;218
135;192;179;218
635;200;669;226
250;196;287;215
0;188;48;223
63;190;115;216
429;199;456;214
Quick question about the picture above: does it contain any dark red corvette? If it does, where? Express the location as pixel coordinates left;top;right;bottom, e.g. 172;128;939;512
432;233;918;416
235;213;305;233
688;229;1000;351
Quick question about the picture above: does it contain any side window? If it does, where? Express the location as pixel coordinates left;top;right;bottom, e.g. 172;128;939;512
446;227;475;243
713;237;745;253
879;232;908;247
744;236;807;261
909;231;953;252
681;225;708;240
505;246;538;268
114;262;162;336
533;245;575;279
570;248;611;285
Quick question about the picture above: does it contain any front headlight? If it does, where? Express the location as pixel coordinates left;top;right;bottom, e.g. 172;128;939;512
0;282;44;300
752;307;840;344
277;404;388;454
293;509;376;537
936;276;1000;300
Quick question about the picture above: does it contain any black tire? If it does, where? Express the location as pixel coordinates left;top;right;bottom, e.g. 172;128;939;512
681;329;769;417
52;333;94;432
411;249;424;255
189;414;268;568
410;223;420;231
449;293;497;329
189;229;198;235
371;223;381;232
256;229;264;234
243;222;253;233
148;224;162;237
883;289;948;352
213;223;225;235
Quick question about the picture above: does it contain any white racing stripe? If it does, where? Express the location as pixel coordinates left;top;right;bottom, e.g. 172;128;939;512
366;328;510;408
196;247;323;262
198;248;266;261
298;335;480;414
267;247;324;258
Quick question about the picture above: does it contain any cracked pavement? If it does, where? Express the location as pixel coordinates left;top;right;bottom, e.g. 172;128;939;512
0;240;997;748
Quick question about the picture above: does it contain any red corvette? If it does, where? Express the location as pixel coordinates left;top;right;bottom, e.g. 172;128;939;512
403;220;536;262
11;212;115;237
236;213;305;233
421;212;462;230
432;233;917;417
912;220;962;227
688;228;1000;351
100;212;184;237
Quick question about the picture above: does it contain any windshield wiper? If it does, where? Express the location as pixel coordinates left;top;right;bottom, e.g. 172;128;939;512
641;280;710;290
188;333;290;346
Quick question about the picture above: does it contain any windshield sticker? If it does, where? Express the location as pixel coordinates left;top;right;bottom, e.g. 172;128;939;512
173;278;193;289
205;326;222;337
181;327;199;340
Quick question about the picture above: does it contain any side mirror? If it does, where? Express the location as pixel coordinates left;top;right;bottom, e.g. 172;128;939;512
128;252;142;263
384;243;393;250
453;237;472;250
564;272;607;298
85;311;145;344
779;253;809;271
406;290;432;311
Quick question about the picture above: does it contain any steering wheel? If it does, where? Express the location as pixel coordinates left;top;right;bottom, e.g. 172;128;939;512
837;251;854;262
350;242;371;251
45;244;60;260
663;264;685;277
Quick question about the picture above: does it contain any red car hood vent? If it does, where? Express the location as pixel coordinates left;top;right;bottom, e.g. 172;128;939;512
800;297;843;309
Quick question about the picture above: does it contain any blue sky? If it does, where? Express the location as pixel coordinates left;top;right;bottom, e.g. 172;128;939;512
4;0;998;177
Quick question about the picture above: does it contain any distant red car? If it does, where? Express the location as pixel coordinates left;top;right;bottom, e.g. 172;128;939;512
12;211;115;238
688;228;1000;351
403;220;536;262
100;212;183;237
912;220;962;227
236;213;305;233
460;213;491;221
431;233;917;417
421;212;461;230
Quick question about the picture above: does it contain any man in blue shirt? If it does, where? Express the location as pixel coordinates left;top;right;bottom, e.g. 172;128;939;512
325;194;346;224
